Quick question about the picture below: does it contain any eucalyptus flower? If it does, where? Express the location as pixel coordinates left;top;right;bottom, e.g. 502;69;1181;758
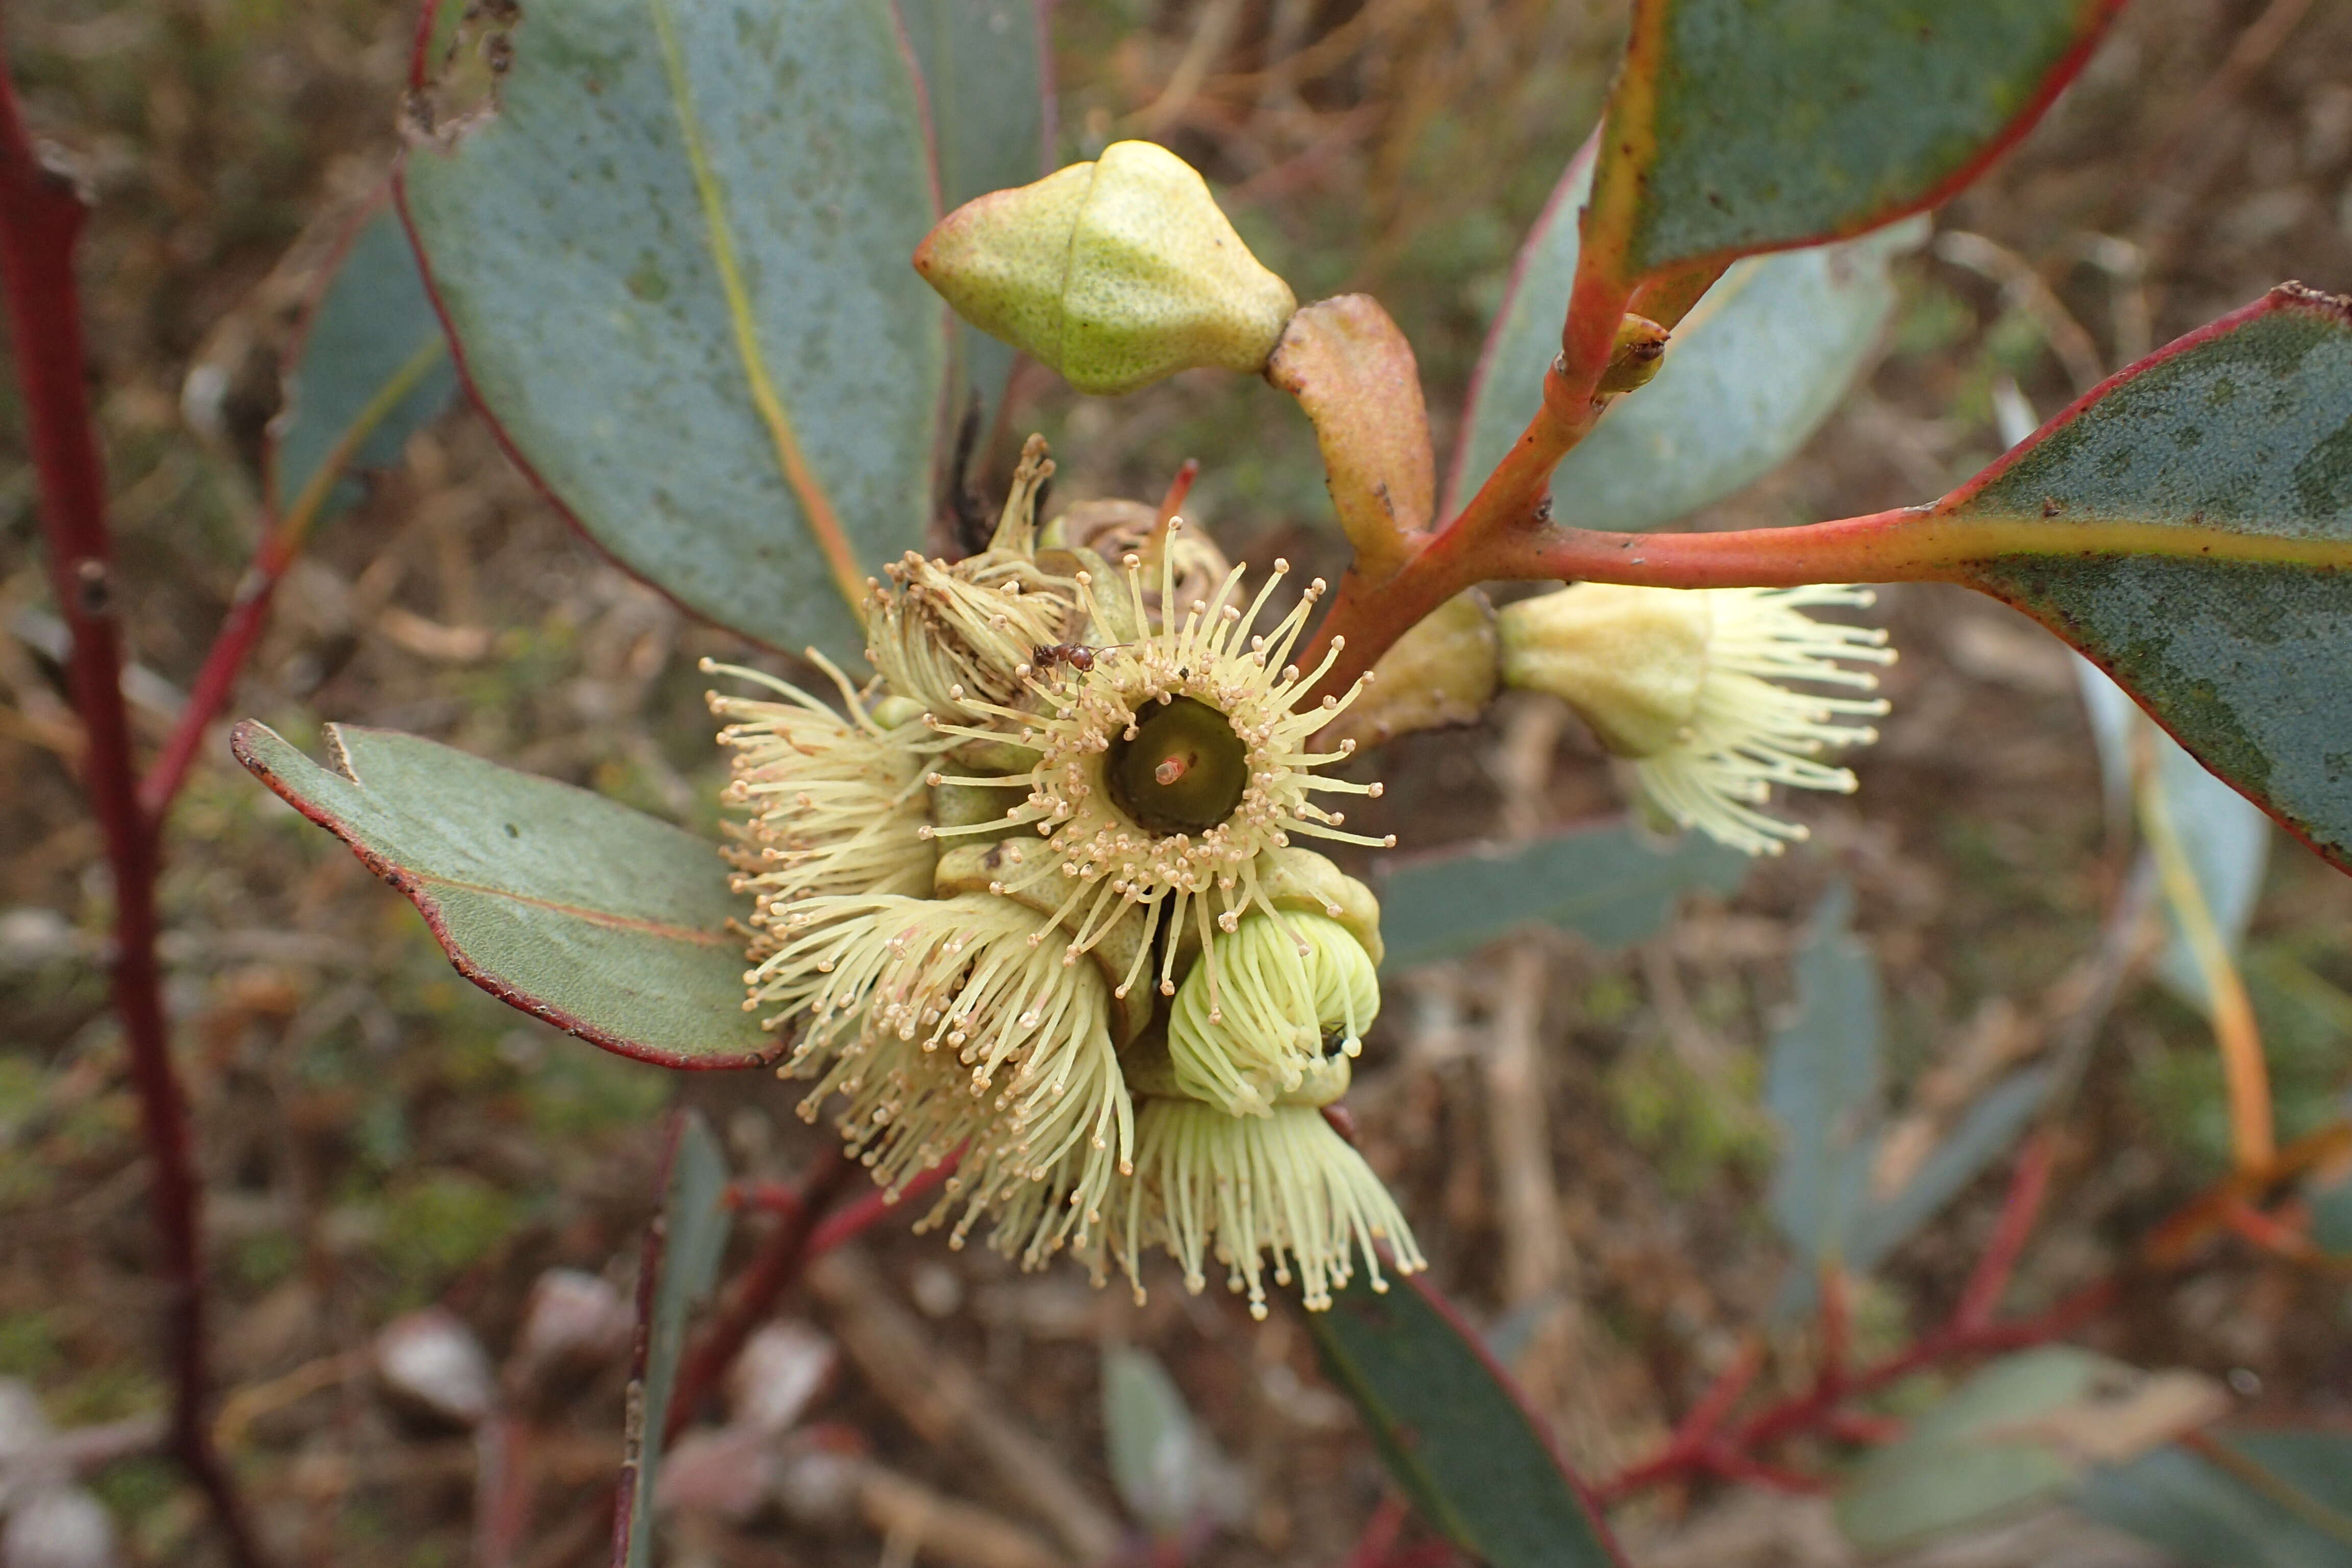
1118;1097;1425;1319
925;544;1394;1004
754;893;1133;1267
707;651;937;909
1500;582;1895;854
864;436;1083;724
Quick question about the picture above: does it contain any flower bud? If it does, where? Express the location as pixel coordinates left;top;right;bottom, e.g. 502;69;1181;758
1167;910;1379;1117
1596;312;1671;395
914;141;1296;396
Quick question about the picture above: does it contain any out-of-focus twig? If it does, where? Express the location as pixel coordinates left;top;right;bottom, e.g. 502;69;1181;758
1933;230;2106;396
1487;700;1566;1304
808;1247;1122;1562
140;328;447;817
2139;0;2318;177
854;1462;1072;1568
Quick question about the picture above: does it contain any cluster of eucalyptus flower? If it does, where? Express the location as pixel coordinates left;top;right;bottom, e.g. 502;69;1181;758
706;440;1422;1318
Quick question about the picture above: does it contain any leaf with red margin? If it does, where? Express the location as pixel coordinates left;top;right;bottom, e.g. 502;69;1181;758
1565;0;2121;373
1542;286;2352;877
233;720;777;1070
1937;284;2352;873
1305;1271;1627;1567
398;0;949;658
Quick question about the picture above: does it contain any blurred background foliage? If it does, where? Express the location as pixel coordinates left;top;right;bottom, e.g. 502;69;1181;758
3;0;2351;1563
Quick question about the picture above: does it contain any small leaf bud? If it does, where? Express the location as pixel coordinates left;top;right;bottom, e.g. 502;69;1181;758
1596;312;1671;394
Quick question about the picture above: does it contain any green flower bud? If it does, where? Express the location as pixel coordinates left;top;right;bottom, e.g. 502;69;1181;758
1167;910;1380;1117
913;140;1297;396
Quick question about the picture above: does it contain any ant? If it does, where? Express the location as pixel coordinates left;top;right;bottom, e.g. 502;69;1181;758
1028;643;1100;673
1028;641;1147;677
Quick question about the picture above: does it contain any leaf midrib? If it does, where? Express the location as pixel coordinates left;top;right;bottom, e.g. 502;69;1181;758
644;0;869;617
406;863;733;947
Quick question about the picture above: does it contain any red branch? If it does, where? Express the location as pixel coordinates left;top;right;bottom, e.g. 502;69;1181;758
140;550;293;818
1596;1138;2105;1506
0;43;266;1568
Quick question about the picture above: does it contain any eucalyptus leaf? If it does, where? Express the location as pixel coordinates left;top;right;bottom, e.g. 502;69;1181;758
1583;0;2121;279
1374;820;1748;972
1305;1273;1624;1568
270;203;456;524
1447;137;1919;528
1765;886;1882;1268
1848;1067;2049;1273
400;0;951;657
2075;657;2271;1016
619;1113;733;1566
232;721;775;1069
2078;1433;2352;1568
1839;1348;2225;1553
1101;1344;1243;1539
1942;287;2352;872
897;0;1050;429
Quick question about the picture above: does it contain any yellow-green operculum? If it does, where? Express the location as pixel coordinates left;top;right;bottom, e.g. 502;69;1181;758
924;542;1394;1003
748;893;1133;1270
912;140;1297;397
864;436;1082;725
1168;910;1379;1116
1499;583;1896;855
707;652;937;912
1118;1098;1425;1318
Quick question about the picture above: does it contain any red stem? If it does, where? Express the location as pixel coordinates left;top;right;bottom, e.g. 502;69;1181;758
1340;1496;1407;1568
805;1152;960;1256
0;41;266;1568
140;555;288;818
663;1145;855;1442
1953;1129;2055;1331
1815;1265;1851;1403
1596;1131;2112;1507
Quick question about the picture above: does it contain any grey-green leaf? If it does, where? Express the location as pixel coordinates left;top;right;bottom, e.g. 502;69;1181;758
897;0;1049;430
1445;145;1917;528
1848;1067;2048;1273
269;203;456;523
1101;1344;1242;1539
1766;886;1883;1267
400;0;948;656
232;720;776;1069
2078;1433;2352;1568
1597;0;2118;277
1838;1348;2143;1552
620;1112;734;1566
1306;1273;1625;1568
2075;657;2272;1015
1375;820;1748;972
